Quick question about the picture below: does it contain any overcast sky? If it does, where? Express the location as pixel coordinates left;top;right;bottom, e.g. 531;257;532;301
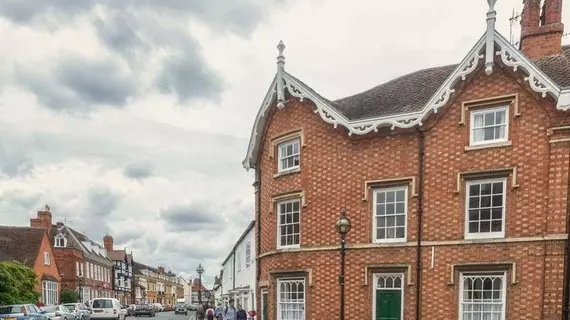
0;0;568;286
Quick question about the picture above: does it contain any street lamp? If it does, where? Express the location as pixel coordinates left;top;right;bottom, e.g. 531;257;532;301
196;263;204;304
335;208;351;320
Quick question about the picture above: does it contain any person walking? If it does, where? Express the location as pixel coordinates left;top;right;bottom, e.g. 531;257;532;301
196;303;206;320
236;305;247;320
222;299;237;320
206;305;215;320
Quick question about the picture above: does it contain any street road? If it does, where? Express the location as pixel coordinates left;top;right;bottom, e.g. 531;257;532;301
128;311;197;320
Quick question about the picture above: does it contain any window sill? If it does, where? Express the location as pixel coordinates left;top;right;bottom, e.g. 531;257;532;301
465;141;512;151
276;246;301;252
464;234;505;241
373;239;407;244
273;167;301;178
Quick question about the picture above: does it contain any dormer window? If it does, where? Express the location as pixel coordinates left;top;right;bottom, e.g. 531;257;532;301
54;234;67;248
278;139;300;172
469;106;508;146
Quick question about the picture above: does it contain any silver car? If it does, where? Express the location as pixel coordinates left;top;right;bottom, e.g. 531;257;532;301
40;305;75;320
63;304;90;320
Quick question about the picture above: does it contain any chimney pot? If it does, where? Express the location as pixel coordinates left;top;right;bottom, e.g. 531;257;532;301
520;0;564;58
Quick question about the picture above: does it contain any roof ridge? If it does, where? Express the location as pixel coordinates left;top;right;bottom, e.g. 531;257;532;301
334;63;458;103
0;225;45;231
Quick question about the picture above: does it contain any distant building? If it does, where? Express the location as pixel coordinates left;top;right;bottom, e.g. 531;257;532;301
133;262;183;305
104;235;134;305
30;207;113;303
220;221;255;311
0;225;62;305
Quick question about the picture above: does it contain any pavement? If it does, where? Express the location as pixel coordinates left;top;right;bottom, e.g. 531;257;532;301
128;311;197;320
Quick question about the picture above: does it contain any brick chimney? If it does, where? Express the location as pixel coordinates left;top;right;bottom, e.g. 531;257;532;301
30;204;53;231
103;234;114;252
520;0;564;58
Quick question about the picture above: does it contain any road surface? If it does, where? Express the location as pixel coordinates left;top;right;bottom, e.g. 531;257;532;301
129;311;197;320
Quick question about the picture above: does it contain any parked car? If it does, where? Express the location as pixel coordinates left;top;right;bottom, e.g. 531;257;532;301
173;303;187;316
0;304;47;320
63;303;90;320
40;305;75;320
133;305;154;317
90;299;124;320
126;306;136;317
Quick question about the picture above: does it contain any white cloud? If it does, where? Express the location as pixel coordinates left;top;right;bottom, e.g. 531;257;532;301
0;0;568;286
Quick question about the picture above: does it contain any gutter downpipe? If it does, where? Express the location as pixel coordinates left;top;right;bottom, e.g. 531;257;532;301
562;156;570;320
415;127;425;320
255;168;262;310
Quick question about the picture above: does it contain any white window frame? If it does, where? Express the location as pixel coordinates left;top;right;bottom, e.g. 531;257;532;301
372;186;408;243
464;178;507;240
276;199;301;249
372;273;404;320
277;278;305;320
54;234;66;248
458;272;506;320
277;139;301;173
42;281;58;305
44;252;50;265
245;240;252;266
469;106;509;146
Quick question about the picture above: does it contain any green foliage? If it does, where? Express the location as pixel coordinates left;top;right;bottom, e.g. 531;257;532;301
0;261;40;305
60;289;79;304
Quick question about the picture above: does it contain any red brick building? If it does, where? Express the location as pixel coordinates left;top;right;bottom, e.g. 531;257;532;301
0;226;61;305
244;1;570;319
30;207;114;302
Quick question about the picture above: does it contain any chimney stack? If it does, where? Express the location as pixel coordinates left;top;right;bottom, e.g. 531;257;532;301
30;205;53;231
520;0;564;59
103;234;114;252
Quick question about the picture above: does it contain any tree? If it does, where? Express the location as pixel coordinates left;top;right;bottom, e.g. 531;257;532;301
60;289;79;303
0;261;40;305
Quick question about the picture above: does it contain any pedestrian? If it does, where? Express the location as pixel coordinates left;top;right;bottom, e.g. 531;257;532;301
196;303;206;320
236;305;247;320
222;299;237;320
206;305;215;320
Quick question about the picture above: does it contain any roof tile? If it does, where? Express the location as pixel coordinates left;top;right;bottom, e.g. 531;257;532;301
0;226;46;267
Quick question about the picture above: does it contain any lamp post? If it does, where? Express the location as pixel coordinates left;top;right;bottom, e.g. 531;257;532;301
335;208;351;320
196;263;204;304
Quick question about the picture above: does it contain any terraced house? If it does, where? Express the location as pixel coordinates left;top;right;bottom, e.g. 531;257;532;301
30;207;114;302
104;235;134;305
243;0;570;319
133;262;183;305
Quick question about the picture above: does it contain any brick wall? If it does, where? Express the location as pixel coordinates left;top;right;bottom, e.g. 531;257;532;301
255;64;570;319
33;232;61;303
53;248;84;289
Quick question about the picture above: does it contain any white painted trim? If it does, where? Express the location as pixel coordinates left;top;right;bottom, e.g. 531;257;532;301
276;199;301;249
469;106;509;146
243;30;570;170
276;278;305;320
372;273;404;320
464;178;507;240
458;272;506;320
277;139;300;173
372;186;408;243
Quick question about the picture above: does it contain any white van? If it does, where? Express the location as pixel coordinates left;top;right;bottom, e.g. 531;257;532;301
90;298;125;320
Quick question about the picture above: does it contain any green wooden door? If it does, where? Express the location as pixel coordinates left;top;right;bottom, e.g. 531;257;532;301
375;290;401;320
261;292;268;320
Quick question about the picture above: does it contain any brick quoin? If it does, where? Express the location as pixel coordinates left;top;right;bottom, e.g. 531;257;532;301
253;62;570;320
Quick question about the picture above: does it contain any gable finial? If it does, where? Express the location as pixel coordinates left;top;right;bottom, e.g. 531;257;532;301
485;0;498;75
276;40;287;109
277;40;286;70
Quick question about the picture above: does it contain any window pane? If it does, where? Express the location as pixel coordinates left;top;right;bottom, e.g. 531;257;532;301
480;209;490;220
386;191;395;202
396;227;405;238
495;110;505;124
396;215;405;226
377;192;385;203
469;222;479;233
491;220;502;232
386;203;395;215
480;221;491;232
481;196;491;208
492;182;503;194
481;183;491;195
470;184;480;196
396;203;405;213
484;112;494;125
396;191;405;201
377;204;385;215
484;127;494;140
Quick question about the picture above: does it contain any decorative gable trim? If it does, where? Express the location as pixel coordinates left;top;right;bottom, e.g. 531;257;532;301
243;32;569;170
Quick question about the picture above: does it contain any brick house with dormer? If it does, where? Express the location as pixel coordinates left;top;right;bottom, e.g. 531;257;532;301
0;225;61;305
244;1;570;319
30;207;114;302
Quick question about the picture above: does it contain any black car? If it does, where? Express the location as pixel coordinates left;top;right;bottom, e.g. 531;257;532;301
134;305;155;317
173;304;187;316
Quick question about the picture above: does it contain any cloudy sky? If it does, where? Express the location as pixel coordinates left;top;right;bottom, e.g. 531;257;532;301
0;0;568;285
